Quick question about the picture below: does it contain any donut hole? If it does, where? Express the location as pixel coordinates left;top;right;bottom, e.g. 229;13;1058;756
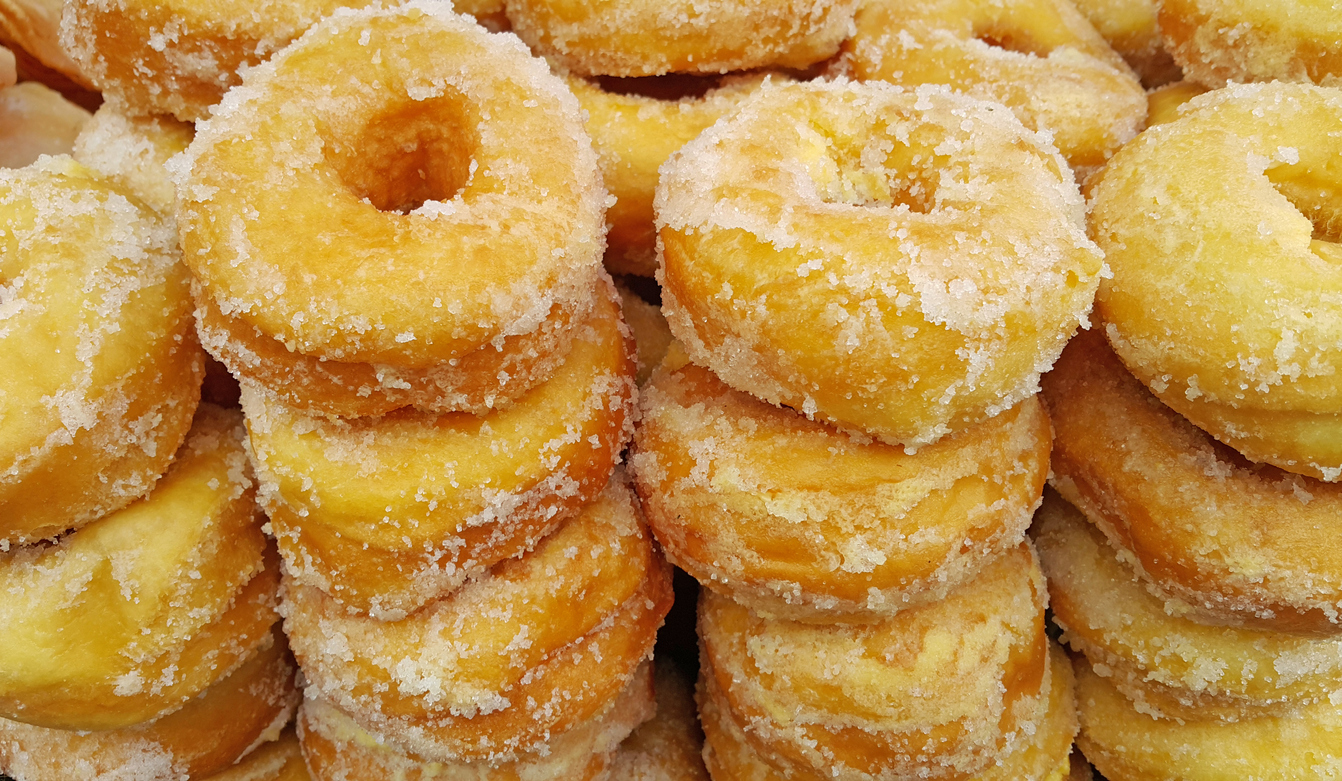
326;94;478;214
800;120;938;213
595;73;724;101
1266;163;1342;261
974;24;1053;59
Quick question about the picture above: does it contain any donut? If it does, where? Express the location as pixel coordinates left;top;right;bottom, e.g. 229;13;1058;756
249;283;635;618
1145;80;1208;127
1089;82;1342;482
505;0;858;78
1159;0;1342;88
1035;491;1342;721
0;0;84;86
615;282;673;386
281;477;673;762
0;628;299;781
1074;655;1342;781
0;157;202;546
453;0;509;32
631;344;1050;622
699;643;1076;781
297;663;654;781
698;543;1050;780
656;79;1104;448
840;0;1147;171
0;44;12;85
208;728;309;781
607;662;709;781
568;72;775;278
0;404;276;731
1070;0;1182;86
0;81;88;168
177;4;605;417
1047;324;1342;636
72;103;193;216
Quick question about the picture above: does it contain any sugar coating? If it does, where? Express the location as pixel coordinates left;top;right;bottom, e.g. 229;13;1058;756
607;663;709;781
279;478;671;763
0;82;91;169
1043;330;1342;634
1159;0;1342;88
697;543;1051;779
298;662;655;780
73;101;193;217
0;157;202;548
246;286;637;617
1037;494;1342;722
657;79;1103;447
507;0;858;78
631;349;1049;622
1091;82;1342;481
177;2;607;372
842;0;1147;170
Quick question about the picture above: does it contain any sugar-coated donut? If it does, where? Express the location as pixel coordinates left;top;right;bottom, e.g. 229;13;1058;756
72;103;193;216
1036;492;1342;721
568;72;775;278
59;0;380;121
841;0;1146;171
657;80;1103;448
1144;80;1207;126
0;81;88;168
281;477;673;763
1043;330;1342;634
297;663;655;781
1091;82;1342;482
0;405;276;731
0;157;202;546
249;283;635;618
207;728;309;781
506;0;857;78
632;344;1050;622
1074;655;1342;781
178;2;606;412
1070;0;1181;86
699;643;1076;781
1159;0;1342;88
608;662;709;781
0;629;299;781
698;543;1050;780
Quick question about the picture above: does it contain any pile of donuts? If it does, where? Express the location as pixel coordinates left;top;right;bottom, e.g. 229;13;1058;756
1;0;1340;778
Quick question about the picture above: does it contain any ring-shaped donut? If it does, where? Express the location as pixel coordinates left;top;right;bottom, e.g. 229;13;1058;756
1090;82;1342;482
0;157;202;546
699;643;1076;781
296;663;655;781
177;3;606;386
698;543;1050;780
505;0;857;78
1044;327;1342;634
657;80;1103;447
0;628;298;781
1158;0;1342;88
1036;492;1342;721
0;405;275;731
281;478;673;762
632;346;1050;622
841;0;1146;171
250;282;634;618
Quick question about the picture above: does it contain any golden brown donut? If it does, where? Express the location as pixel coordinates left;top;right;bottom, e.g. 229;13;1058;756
841;0;1147;171
1159;0;1342;88
0;157;202;547
1074;655;1342;781
615;282;672;386
505;0;857;78
0;403;275;732
698;543;1050;780
297;663;655;781
281;477;673;763
249;283;635;618
178;3;606;415
1089;82;1342;482
72;103;193;216
657;79;1104;448
0;81;89;168
700;643;1076;781
632;344;1050;622
1070;0;1181;86
0;629;299;781
1043;329;1342;634
608;662;709;781
1035;491;1342;721
1144;80;1208;127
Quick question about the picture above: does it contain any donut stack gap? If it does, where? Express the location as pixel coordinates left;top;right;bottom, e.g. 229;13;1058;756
173;3;672;775
1040;82;1342;778
636;78;1108;778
